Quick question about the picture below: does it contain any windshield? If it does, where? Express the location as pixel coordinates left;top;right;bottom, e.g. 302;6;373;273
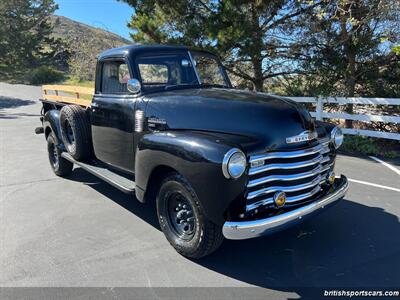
190;51;229;87
135;51;230;93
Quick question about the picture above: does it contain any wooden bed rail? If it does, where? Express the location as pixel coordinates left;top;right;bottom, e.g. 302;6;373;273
42;85;94;107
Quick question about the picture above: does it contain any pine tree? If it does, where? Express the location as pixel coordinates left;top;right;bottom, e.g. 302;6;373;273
0;0;58;77
120;0;318;91
298;0;400;127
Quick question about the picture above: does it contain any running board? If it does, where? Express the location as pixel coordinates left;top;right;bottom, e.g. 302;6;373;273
61;152;136;194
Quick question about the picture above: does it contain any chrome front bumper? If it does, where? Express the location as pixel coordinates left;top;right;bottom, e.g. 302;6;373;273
223;175;348;240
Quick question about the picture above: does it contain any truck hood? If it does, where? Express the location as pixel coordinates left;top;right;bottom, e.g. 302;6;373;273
144;88;315;152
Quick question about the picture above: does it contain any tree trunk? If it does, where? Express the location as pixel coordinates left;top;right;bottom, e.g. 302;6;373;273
252;58;264;92
340;10;356;129
249;2;264;92
344;50;356;128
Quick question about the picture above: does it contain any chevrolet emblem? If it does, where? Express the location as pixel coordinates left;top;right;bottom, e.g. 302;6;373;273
286;130;317;144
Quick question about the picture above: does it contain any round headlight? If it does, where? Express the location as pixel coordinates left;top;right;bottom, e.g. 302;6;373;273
331;126;344;149
222;148;246;179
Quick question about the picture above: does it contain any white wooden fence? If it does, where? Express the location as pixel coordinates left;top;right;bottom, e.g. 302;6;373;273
288;97;400;141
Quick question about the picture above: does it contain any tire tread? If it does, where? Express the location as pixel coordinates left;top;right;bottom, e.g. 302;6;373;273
158;173;224;259
60;105;92;161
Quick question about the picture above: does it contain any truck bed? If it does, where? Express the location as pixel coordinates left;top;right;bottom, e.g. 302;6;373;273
41;85;94;108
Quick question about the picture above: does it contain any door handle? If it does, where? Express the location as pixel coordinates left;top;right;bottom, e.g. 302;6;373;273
91;102;99;108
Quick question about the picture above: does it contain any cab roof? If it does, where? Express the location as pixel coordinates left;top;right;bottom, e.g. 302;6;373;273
98;44;210;61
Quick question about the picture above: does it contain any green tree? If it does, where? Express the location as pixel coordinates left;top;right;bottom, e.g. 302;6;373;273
298;0;400;127
0;0;58;78
120;0;319;91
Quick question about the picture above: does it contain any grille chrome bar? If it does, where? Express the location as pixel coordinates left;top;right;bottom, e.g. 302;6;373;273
247;165;322;188
321;146;330;154
249;154;323;176
247;175;322;200
321;162;334;172
250;144;323;163
321;155;330;164
246;185;322;211
246;138;335;212
250;139;330;164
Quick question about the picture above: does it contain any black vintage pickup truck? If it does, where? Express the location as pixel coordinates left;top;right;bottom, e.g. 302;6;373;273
37;45;348;258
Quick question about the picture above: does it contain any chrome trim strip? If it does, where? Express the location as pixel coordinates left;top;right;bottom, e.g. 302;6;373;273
134;110;145;132
250;144;322;163
223;176;348;240
247;175;322;200
247;165;322;188
246;185;322;211
248;154;322;176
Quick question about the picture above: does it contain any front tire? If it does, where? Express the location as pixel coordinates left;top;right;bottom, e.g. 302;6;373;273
156;173;224;258
47;133;73;177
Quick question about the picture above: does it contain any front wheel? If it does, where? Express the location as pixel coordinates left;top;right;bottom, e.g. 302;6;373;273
47;133;73;177
156;173;224;258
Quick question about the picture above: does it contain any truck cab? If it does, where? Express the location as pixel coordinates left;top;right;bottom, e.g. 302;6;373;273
38;45;348;258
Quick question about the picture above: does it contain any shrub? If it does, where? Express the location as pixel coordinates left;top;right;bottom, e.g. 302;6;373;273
340;135;398;158
30;66;65;85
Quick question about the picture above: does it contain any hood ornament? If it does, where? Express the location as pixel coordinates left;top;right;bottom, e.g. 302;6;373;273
286;130;317;144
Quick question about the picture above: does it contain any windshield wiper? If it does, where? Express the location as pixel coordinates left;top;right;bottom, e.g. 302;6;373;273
199;83;229;89
164;83;199;90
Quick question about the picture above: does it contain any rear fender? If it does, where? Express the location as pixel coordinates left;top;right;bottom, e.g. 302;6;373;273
43;109;63;146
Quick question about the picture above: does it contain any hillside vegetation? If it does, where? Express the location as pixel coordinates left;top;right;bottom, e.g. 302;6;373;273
51;15;130;55
50;15;130;82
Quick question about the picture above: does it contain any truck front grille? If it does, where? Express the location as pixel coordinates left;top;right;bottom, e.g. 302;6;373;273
246;139;334;211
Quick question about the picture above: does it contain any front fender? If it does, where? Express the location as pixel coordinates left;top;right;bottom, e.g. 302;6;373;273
315;120;335;139
135;131;247;225
43;109;63;145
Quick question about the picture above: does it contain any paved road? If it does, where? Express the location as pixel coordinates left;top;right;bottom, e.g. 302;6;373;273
1;83;399;298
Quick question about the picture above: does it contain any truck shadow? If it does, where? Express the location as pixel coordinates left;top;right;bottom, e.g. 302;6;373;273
66;169;400;298
68;168;160;229
198;199;400;297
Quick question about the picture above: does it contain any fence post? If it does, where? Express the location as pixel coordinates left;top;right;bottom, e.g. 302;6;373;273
316;97;323;121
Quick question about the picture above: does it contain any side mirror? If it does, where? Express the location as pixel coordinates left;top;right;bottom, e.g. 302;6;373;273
127;79;141;94
181;59;191;67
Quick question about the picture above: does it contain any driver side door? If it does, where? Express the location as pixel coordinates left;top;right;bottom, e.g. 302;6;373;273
91;58;137;173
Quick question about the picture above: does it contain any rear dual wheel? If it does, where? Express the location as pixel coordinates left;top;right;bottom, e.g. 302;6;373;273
156;173;224;259
47;133;73;177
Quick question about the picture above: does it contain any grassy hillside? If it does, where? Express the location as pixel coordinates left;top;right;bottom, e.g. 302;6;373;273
51;15;130;51
50;15;131;82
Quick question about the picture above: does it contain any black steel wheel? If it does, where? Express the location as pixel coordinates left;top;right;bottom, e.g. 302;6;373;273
47;133;73;177
64;119;75;146
166;191;196;240
156;173;224;259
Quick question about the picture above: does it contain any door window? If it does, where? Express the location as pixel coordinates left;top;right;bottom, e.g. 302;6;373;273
101;61;131;94
138;64;169;84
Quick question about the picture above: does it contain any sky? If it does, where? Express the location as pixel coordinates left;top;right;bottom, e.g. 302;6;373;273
55;0;134;39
